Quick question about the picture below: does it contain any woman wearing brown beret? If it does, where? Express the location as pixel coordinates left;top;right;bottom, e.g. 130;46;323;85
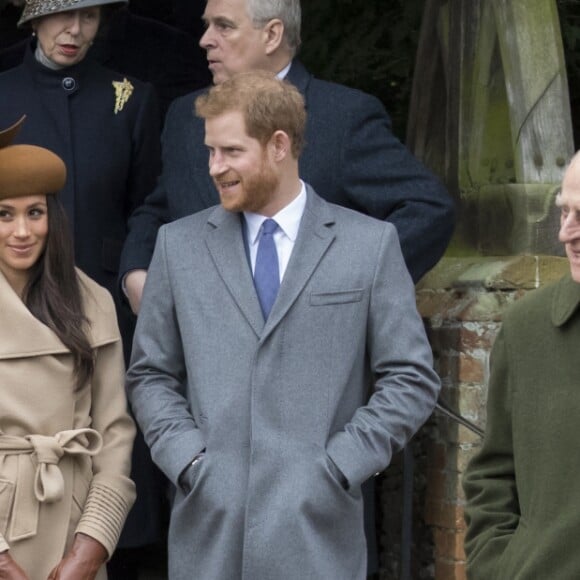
0;117;135;579
0;2;166;572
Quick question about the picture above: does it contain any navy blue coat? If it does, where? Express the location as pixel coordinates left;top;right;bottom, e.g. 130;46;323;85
0;41;163;547
120;59;455;283
0;9;211;120
0;42;161;348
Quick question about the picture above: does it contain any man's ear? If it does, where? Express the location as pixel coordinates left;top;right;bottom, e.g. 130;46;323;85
269;130;291;162
263;18;284;55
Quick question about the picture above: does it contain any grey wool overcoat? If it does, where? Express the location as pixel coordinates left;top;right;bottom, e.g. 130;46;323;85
127;187;441;580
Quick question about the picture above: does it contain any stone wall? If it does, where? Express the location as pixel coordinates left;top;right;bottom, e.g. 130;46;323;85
377;255;569;580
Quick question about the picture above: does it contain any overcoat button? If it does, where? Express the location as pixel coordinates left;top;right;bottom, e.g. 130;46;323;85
62;77;76;91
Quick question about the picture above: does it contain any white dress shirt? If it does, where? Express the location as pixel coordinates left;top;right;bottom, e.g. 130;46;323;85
243;181;307;282
276;62;292;80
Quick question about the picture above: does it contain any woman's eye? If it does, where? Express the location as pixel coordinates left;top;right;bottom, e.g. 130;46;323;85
82;9;99;21
29;208;46;218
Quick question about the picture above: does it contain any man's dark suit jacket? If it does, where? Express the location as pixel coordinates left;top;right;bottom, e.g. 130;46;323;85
120;60;455;284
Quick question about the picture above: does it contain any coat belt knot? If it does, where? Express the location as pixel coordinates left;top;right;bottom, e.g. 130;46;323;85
0;428;103;542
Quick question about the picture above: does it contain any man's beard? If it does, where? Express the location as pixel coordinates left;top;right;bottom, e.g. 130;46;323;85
219;155;280;214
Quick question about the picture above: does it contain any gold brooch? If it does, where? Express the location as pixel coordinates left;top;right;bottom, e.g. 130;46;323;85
112;78;134;114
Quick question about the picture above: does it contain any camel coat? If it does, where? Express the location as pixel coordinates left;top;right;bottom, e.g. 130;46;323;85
0;269;136;580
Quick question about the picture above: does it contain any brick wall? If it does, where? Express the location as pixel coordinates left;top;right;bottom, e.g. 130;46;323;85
422;295;509;580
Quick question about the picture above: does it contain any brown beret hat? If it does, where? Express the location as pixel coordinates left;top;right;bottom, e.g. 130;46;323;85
0;116;66;200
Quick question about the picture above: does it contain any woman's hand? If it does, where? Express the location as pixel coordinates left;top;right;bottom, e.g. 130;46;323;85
47;534;107;580
0;551;28;580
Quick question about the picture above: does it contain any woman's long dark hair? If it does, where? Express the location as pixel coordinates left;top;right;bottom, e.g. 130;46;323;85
24;195;94;388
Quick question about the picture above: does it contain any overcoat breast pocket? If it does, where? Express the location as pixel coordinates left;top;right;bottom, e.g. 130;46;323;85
310;289;364;306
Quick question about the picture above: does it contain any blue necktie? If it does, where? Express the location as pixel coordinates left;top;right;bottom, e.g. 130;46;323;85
254;219;280;319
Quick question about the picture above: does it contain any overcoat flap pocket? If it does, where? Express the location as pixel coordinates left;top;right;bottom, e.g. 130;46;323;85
0;479;15;535
310;289;364;306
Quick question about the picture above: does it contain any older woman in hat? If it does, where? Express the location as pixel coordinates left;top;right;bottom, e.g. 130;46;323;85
0;117;136;579
0;0;160;355
0;0;164;571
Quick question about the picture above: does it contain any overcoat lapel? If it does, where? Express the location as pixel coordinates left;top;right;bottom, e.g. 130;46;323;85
0;271;68;359
263;187;336;339
205;208;265;337
204;189;336;340
551;273;580;327
0;269;119;359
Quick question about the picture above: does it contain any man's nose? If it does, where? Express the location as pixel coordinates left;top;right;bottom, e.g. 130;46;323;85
200;26;215;50
209;152;225;176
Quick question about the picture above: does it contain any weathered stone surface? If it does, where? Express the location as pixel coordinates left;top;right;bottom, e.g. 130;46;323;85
471;183;564;255
418;255;569;292
492;0;573;183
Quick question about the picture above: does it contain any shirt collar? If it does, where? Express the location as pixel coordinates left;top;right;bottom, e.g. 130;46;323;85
244;180;307;245
276;62;292;80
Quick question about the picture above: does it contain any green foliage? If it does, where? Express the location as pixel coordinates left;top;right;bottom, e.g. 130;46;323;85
299;0;425;140
299;0;580;144
558;0;580;146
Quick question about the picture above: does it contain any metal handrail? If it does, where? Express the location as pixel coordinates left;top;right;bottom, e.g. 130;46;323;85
434;400;485;438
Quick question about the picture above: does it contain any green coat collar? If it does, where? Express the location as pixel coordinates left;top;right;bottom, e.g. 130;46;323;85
551;273;580;327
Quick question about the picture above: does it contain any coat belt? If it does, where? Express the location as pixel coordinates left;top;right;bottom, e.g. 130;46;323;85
0;429;103;542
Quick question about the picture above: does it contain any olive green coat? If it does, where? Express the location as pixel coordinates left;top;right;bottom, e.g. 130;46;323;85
0;269;136;580
463;274;580;580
